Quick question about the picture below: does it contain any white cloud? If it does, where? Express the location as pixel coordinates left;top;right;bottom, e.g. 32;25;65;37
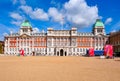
0;32;8;40
31;8;49;20
105;17;112;25
20;0;26;5
99;16;103;19
0;35;4;41
50;0;61;8
47;0;99;28
32;27;40;33
11;20;22;26
0;24;19;40
111;30;116;33
10;12;23;26
64;0;99;27
20;5;49;21
10;12;23;20
0;24;9;40
13;0;17;4
3;33;8;36
111;21;120;31
20;5;32;14
14;0;99;28
12;0;26;5
48;7;64;23
8;27;19;33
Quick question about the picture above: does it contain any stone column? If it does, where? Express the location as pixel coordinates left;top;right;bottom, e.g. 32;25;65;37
28;38;31;56
16;37;18;54
90;37;92;47
95;38;96;50
56;48;57;56
19;38;21;50
32;37;34;52
8;38;10;55
52;37;53;47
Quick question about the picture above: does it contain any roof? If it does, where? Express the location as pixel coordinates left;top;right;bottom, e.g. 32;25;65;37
94;19;104;28
21;20;32;28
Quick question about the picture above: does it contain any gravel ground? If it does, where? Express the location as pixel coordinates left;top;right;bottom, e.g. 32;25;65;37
0;56;120;81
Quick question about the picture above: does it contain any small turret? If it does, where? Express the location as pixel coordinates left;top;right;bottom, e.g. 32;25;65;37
92;19;106;35
21;20;32;28
20;20;32;35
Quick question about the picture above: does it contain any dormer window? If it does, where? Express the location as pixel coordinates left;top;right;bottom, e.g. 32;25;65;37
97;29;102;33
23;29;28;32
73;31;75;33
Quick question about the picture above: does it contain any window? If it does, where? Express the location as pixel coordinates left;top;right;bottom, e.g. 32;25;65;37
80;49;82;52
49;48;51;52
73;48;75;52
77;48;79;52
80;43;82;46
96;43;98;46
73;31;76;33
23;29;28;32
83;49;85;52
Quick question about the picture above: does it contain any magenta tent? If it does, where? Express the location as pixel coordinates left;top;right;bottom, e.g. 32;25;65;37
89;48;94;56
104;45;113;58
20;49;24;56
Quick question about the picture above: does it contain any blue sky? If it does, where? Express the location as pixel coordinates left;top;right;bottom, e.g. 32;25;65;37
0;0;120;40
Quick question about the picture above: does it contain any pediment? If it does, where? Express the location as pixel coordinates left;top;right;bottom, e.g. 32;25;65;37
20;34;30;38
95;34;105;37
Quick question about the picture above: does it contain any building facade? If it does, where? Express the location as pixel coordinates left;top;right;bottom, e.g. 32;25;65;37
109;31;120;56
4;19;108;56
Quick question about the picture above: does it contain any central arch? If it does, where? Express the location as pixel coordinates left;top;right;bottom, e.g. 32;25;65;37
60;49;64;56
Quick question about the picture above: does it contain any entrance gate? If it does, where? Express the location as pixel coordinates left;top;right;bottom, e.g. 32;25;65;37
60;49;64;56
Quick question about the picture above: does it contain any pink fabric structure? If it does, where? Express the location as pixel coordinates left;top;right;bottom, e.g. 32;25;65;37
89;48;94;56
104;45;113;58
20;49;24;56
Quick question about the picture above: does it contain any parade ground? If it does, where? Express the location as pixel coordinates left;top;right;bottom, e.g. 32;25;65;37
0;56;120;81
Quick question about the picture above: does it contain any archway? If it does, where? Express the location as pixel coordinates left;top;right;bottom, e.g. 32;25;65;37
60;49;64;56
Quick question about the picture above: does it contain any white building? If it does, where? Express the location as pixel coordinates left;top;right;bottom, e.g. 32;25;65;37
4;19;108;56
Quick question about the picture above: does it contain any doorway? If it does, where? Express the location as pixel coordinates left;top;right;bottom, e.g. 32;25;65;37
60;49;64;56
